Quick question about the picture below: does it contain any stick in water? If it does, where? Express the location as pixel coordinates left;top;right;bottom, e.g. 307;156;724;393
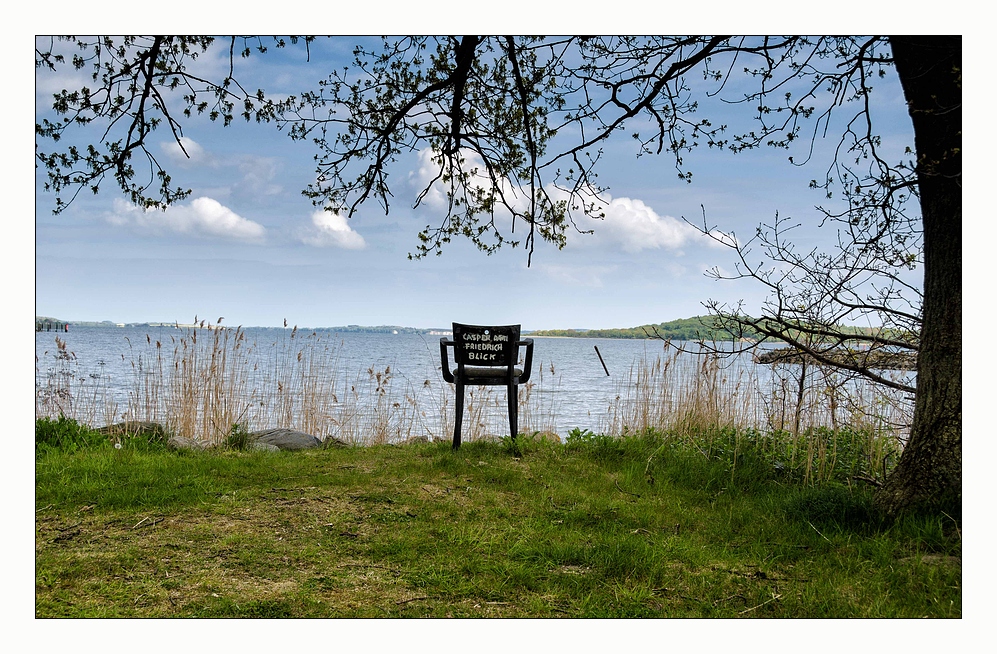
594;346;610;376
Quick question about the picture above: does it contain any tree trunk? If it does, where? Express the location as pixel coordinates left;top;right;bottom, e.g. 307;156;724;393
876;36;962;517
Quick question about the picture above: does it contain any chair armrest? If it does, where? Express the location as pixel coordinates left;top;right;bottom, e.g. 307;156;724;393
517;338;534;383
440;338;456;383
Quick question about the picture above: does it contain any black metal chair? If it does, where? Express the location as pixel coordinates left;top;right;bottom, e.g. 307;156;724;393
440;323;534;450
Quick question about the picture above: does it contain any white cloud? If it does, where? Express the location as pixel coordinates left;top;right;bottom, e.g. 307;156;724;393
409;147;732;255
234;156;283;197
409;148;463;210
299;210;367;249
570;194;722;253
161;137;209;167
160;140;283;198
409;148;528;213
107;197;266;242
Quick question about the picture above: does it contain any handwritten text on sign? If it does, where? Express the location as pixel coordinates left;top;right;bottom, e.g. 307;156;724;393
462;331;509;362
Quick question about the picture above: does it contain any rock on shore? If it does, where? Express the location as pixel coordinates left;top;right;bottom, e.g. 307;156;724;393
249;428;323;451
97;421;169;442
95;422;347;451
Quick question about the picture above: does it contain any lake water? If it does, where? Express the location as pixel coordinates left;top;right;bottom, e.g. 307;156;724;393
35;325;912;444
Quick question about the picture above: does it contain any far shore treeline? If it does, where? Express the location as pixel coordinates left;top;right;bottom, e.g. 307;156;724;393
531;317;903;342
530;316;747;341
36;315;734;338
36;315;896;342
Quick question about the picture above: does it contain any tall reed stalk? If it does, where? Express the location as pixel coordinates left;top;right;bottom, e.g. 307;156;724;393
601;347;759;437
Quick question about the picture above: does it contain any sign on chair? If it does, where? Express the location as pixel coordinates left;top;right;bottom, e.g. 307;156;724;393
440;323;534;449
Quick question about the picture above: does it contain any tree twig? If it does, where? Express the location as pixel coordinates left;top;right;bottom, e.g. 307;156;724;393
807;520;832;543
396;596;428;605
738;593;782;615
615;479;640;498
132;516;164;529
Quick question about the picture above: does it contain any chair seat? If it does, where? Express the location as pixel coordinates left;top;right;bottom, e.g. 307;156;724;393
454;366;524;379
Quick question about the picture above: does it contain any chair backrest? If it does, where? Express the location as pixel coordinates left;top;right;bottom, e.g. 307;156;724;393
452;323;520;368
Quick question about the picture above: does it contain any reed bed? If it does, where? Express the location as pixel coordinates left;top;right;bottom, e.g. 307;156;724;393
599;346;911;483
36;322;913;474
34;336;118;429
35;321;560;446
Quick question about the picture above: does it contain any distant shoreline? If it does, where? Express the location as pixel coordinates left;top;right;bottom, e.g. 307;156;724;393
35;314;730;339
34;325;719;343
36;315;894;343
36;319;452;335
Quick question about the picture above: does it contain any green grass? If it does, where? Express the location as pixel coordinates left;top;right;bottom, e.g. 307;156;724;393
35;425;960;618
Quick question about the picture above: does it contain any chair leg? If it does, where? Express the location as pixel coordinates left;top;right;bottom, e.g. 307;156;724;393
508;382;518;441
453;381;465;450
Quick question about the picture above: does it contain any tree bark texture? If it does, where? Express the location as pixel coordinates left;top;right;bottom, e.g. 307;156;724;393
877;36;962;516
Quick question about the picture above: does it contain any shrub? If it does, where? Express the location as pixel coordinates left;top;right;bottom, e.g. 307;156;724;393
35;416;106;453
225;423;253;451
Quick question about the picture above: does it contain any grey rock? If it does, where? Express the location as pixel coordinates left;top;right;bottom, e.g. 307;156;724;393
249;428;322;451
249;441;281;453
98;421;169;443
167;435;206;451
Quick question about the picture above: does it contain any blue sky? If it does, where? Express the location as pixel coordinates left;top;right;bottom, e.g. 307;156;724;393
33;35;921;331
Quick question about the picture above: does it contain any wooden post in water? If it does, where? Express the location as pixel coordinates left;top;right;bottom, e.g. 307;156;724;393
594;345;610;376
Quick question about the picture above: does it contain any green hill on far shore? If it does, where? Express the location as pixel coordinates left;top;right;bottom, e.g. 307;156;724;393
529;316;750;341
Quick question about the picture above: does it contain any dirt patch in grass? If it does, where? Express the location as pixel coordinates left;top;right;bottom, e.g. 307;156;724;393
36;491;433;617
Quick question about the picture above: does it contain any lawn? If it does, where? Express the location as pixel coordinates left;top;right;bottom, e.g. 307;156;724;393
34;427;960;619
